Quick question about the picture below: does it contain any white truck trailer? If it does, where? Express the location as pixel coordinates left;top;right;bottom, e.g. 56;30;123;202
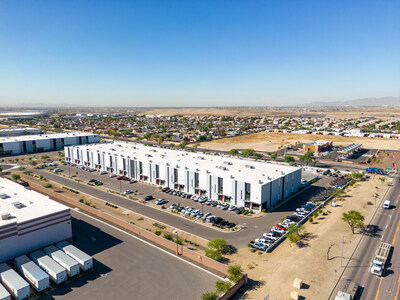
14;255;49;292
0;283;11;300
44;245;80;277
0;263;30;300
56;241;93;271
335;280;360;300
370;242;391;276
30;250;67;284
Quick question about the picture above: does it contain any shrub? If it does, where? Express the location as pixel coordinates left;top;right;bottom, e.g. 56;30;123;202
215;280;232;293
205;249;222;261
138;217;144;221
367;201;374;205
208;238;229;254
79;199;84;203
308;216;313;223
250;248;256;253
175;238;183;245
41;155;49;160
154;230;162;236
201;291;218;300
43;183;52;188
261;208;267;213
163;234;173;241
228;264;243;283
11;174;21;181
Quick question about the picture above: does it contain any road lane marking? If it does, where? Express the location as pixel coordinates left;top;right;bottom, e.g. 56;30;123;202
375;278;383;300
392;220;400;246
394;275;400;300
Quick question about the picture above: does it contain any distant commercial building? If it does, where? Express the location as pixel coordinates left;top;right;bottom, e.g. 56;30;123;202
303;140;333;153
0;178;72;262
0;127;41;137
0;111;47;120
0;132;100;157
65;142;302;211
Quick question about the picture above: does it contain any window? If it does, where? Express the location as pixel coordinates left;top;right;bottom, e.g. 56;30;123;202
174;168;178;182
194;172;199;188
218;177;223;194
155;165;160;178
245;183;251;200
139;161;143;174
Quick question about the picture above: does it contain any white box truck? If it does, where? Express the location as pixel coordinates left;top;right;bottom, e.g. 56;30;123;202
14;255;49;292
56;241;93;271
44;245;80;277
370;242;391;276
0;283;11;300
30;250;67;284
0;263;30;300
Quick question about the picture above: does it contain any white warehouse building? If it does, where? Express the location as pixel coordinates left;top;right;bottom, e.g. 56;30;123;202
0;178;72;262
0;132;100;157
0;127;41;137
65;142;302;211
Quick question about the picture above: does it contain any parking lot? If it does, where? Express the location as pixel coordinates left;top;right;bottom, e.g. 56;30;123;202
29;164;334;248
38;210;219;300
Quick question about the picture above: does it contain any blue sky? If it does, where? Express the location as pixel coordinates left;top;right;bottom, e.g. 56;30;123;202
0;1;399;107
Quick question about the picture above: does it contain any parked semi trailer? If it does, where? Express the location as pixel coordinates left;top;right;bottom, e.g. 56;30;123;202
44;245;80;277
30;250;67;284
366;167;384;175
370;242;391;276
335;280;360;300
0;283;11;300
0;263;30;300
14;255;49;292
56;241;93;271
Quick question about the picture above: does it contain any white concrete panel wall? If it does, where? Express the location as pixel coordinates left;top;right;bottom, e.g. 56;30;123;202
251;185;262;204
3;142;22;155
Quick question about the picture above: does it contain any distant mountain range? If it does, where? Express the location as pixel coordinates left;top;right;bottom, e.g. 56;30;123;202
302;97;400;107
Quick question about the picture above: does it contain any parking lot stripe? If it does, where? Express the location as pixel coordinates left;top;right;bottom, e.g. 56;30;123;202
74;210;226;281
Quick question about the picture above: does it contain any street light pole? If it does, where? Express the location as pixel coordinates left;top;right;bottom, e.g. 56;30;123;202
341;236;344;267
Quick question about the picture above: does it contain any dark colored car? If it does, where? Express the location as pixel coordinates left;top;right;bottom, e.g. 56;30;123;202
235;209;242;215
161;187;169;192
219;220;228;227
88;179;96;183
176;206;184;212
144;195;153;201
213;217;223;225
95;180;103;186
225;222;235;228
117;175;125;180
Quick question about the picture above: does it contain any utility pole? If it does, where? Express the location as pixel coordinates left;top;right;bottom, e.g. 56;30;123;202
341;236;344;267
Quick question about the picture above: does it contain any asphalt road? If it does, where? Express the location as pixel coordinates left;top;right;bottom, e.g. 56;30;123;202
331;175;400;299
31;167;332;248
39;210;219;300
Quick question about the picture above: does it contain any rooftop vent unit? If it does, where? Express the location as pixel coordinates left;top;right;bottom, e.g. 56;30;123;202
145;154;152;157
1;213;11;220
197;156;205;160
230;175;235;179
0;193;8;199
12;202;25;209
259;180;263;184
223;161;233;165
245;165;255;169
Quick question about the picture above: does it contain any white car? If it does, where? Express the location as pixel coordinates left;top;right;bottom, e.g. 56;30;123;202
53;168;63;172
124;190;133;195
263;233;278;241
47;162;57;167
283;219;296;225
170;203;178;209
155;199;167;205
99;171;108;175
228;205;237;211
129;179;137;183
271;227;285;235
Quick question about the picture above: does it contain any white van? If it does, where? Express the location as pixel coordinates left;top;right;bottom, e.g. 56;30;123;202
383;200;390;209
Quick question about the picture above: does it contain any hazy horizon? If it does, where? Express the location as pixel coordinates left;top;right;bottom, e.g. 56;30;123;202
0;1;399;107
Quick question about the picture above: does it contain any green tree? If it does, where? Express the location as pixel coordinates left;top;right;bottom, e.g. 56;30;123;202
284;156;295;163
286;224;305;246
299;150;315;165
215;280;232;293
29;160;37;166
143;132;152;140
227;264;243;283
208;238;229;254
11;174;21;181
201;291;218;300
205;249;222;261
0;166;2;173
229;149;238;155
270;153;278;160
342;210;365;234
241;149;256;156
379;177;386;185
41;155;49;160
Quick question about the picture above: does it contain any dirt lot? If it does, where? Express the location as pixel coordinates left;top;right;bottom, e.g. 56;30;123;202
228;177;391;299
368;150;400;170
199;132;400;153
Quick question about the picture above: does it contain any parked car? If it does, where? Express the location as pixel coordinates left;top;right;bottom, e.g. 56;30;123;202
221;203;229;210
124;190;133;195
212;217;224;225
88;179;97;183
210;201;218;207
205;200;212;205
88;168;96;172
176;206;184;212
117;175;125;180
47;162;57;167
53;168;63;172
228;205;237;211
198;197;207;203
110;174;117;178
193;196;199;202
249;241;267;251
170;203;178;209
144;195;153;201
206;215;216;222
202;212;211;221
225;222;235;228
99;171;108;175
129;179;137;183
94;180;103;186
219;220;228;227
155;199;167;205
235;208;242;215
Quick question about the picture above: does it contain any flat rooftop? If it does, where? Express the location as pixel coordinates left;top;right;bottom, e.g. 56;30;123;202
0;127;39;132
0;178;69;227
72;142;301;185
0;132;97;143
305;140;331;146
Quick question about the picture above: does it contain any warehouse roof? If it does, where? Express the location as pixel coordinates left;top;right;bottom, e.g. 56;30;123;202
70;142;301;185
0;127;40;133
0;132;98;143
0;178;69;227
